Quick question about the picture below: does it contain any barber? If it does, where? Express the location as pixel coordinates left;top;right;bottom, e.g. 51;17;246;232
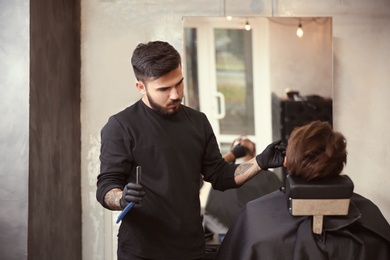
96;40;285;260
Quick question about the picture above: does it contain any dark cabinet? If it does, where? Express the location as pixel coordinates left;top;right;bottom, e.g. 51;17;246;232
271;93;333;179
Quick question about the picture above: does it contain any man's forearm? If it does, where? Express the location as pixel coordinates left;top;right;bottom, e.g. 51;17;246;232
234;157;261;186
104;188;123;210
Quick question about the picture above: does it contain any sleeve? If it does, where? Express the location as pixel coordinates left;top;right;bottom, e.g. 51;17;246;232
200;113;239;191
96;116;134;209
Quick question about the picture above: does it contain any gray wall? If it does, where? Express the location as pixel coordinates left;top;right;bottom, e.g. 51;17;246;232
0;0;82;259
0;0;29;258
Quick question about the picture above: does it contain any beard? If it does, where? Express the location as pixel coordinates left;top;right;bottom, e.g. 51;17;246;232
146;92;182;118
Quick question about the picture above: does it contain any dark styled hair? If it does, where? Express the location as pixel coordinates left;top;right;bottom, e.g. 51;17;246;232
286;120;347;180
131;41;181;82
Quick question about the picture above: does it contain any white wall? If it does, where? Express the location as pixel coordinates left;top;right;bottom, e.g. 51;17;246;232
81;0;390;259
269;17;333;98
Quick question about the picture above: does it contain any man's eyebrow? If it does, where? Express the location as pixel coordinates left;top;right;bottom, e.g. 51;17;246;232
157;77;184;90
175;77;184;87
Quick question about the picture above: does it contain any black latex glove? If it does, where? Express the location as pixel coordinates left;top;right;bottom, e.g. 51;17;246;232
231;144;247;158
120;182;145;209
255;140;286;170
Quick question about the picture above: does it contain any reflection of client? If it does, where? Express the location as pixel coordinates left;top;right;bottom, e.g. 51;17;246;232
215;121;390;260
203;136;282;234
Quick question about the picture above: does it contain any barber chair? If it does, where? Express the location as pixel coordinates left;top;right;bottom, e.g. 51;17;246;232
286;175;354;234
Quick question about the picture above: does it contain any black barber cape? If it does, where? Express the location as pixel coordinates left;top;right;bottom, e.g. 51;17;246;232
215;189;390;260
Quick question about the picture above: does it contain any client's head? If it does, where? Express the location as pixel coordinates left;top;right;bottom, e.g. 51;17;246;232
231;136;256;158
284;120;347;180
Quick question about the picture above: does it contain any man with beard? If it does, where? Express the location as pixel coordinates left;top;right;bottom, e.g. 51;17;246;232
96;41;286;260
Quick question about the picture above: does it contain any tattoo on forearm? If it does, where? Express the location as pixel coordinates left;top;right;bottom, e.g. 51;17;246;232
234;162;259;182
104;188;123;211
235;163;254;177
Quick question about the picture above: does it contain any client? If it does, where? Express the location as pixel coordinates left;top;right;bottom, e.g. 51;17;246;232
215;121;390;260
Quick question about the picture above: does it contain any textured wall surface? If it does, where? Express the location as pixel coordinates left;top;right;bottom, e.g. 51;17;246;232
81;1;390;259
0;0;29;259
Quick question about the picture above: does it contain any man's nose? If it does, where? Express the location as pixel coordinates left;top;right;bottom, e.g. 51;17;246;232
170;88;179;99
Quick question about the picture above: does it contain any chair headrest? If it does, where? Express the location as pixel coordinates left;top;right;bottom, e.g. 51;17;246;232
286;175;354;234
285;174;354;234
286;174;354;200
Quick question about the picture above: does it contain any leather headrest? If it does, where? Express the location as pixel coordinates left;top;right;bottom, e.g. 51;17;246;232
286;174;354;200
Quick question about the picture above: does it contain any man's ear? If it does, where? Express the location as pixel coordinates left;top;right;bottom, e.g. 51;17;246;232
283;156;287;167
135;81;146;94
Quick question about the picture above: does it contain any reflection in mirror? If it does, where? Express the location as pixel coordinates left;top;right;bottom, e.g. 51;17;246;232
184;23;255;138
183;17;333;213
183;16;333;155
183;17;334;239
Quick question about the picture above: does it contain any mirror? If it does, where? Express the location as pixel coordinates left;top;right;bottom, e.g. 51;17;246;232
182;16;333;151
183;16;333;207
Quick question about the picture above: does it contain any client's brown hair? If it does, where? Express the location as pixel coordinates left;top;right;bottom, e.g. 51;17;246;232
285;121;347;180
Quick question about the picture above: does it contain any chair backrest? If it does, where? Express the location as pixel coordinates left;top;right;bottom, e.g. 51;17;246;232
286;175;354;234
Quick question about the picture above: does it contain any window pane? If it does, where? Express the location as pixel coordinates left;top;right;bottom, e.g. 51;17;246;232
214;29;255;135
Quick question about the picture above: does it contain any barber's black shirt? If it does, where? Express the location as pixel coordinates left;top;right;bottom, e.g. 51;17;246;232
97;100;239;259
